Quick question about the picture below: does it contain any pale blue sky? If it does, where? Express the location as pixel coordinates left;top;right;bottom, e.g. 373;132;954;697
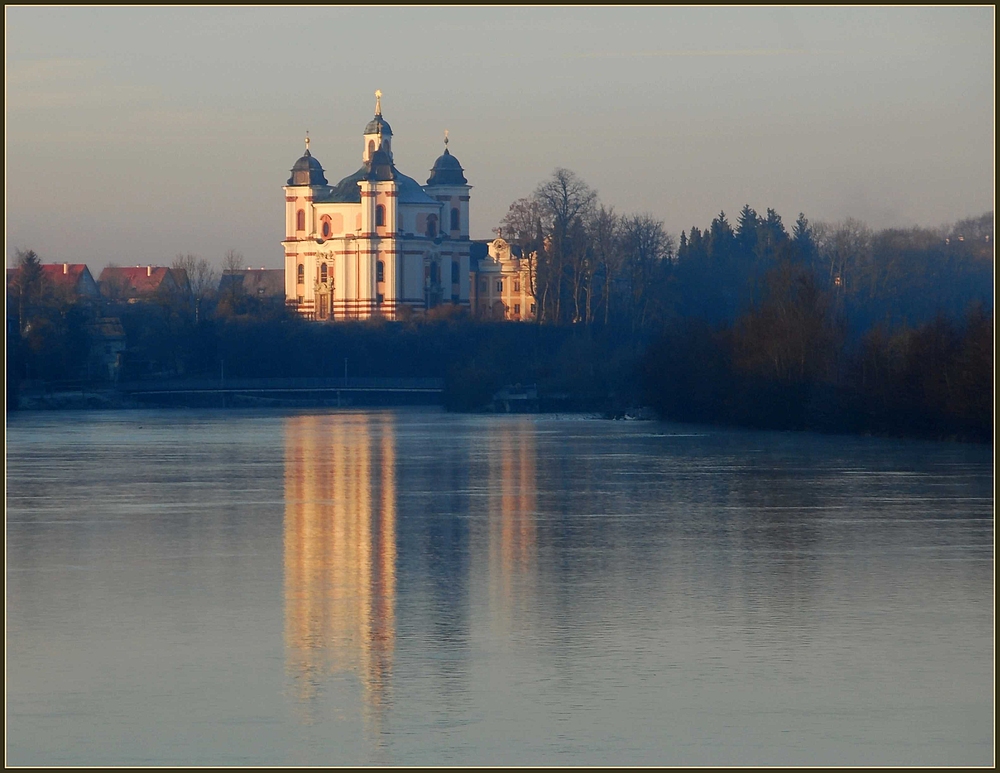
6;6;994;271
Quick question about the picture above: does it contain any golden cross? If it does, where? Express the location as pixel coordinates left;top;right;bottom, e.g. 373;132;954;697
375;89;382;115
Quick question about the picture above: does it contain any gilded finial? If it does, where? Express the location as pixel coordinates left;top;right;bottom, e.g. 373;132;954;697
304;130;310;152
444;129;449;147
375;89;382;116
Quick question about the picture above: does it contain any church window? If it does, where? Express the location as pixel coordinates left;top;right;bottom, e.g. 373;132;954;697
368;140;375;158
296;209;305;232
514;279;520;292
480;278;487;293
530;303;536;314
430;263;439;284
514;304;520;315
297;264;304;283
426;215;438;238
496;280;503;292
451;261;459;284
321;219;331;237
450;208;460;231
320;263;328;283
376;205;385;227
377;261;385;283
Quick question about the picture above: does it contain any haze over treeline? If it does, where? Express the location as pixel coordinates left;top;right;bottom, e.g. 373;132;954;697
7;167;993;441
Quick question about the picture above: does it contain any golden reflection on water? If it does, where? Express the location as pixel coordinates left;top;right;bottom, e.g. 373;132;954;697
487;423;537;623
283;413;396;729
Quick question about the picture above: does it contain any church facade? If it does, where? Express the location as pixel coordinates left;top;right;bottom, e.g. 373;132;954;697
283;92;473;320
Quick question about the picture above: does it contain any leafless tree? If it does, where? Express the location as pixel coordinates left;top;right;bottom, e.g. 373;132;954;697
587;205;621;325
533;169;597;323
172;253;216;299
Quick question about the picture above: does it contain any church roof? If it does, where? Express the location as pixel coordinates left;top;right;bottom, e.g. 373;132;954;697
318;161;437;205
287;150;328;186
364;114;393;137
427;148;467;186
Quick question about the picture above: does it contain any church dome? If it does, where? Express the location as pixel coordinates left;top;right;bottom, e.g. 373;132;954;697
367;146;396;182
427;148;467;186
287;150;328;186
364;114;393;137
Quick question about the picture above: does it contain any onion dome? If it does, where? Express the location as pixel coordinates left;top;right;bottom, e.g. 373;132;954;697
427;131;467;186
364;114;393;137
287;144;328;186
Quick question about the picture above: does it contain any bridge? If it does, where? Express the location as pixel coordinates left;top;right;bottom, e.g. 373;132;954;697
120;376;444;406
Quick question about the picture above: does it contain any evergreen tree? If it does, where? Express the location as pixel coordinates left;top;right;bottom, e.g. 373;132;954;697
736;205;759;257
792;212;817;262
708;211;736;262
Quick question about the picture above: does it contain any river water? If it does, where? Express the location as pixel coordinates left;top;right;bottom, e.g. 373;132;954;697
5;409;994;766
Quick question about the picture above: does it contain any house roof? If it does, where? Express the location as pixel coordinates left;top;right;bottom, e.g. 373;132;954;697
40;263;91;285
99;266;178;295
218;269;284;297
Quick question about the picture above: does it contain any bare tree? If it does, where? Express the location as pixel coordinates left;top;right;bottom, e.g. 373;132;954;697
587;205;621;325
620;214;673;331
172;253;216;298
222;249;245;276
814;218;873;298
533;169;597;323
500;197;545;315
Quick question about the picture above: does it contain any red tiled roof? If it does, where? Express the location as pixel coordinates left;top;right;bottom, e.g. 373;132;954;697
99;266;176;295
40;263;91;287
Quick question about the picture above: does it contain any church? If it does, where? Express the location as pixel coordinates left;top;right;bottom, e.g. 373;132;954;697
283;91;473;320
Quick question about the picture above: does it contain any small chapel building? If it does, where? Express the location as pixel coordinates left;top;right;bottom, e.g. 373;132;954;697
283;92;473;320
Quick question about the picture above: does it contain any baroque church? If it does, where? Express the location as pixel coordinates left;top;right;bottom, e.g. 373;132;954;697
283;91;473;320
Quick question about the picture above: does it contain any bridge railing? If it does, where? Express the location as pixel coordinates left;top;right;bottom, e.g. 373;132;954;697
119;376;444;393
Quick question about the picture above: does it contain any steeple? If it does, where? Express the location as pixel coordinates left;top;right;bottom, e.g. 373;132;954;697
363;89;393;163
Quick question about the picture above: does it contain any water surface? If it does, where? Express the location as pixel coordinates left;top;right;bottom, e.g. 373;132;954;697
6;409;994;765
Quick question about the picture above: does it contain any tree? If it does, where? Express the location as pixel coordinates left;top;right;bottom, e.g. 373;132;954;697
500;197;545;315
533;169;597;323
173;253;216;323
11;249;43;335
792;213;817;262
220;249;246;309
735;205;759;256
587;205;621;326
619;214;674;332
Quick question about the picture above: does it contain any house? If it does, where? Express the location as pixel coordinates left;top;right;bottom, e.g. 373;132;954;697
98;265;192;303
218;269;285;303
6;263;100;303
87;317;127;381
470;236;536;321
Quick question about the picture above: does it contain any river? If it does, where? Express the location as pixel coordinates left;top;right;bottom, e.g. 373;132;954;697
5;409;993;765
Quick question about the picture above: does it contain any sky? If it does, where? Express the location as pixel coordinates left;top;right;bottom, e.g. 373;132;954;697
5;6;995;273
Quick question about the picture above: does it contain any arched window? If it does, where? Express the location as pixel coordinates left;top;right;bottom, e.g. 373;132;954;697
368;140;375;158
320;263;328;283
376;205;385;227
296;209;305;232
431;263;439;284
451;261;459;284
451;208;460;232
321;218;331;237
426;215;438;238
376;261;385;283
297;264;304;283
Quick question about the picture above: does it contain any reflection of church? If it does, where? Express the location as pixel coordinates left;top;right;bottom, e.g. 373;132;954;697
283;414;396;725
283;91;473;320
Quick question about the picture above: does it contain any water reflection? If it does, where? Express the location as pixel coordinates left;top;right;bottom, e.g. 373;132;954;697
486;423;537;627
283;413;396;730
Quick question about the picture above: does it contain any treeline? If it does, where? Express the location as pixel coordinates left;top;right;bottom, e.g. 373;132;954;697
6;169;993;441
